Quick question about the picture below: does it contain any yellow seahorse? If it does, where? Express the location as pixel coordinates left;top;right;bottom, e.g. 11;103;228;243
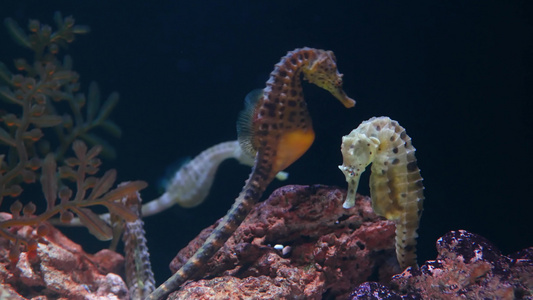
338;116;424;270
147;47;355;300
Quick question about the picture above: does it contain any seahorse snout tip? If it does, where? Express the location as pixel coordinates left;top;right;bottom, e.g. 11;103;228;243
335;92;355;108
329;84;355;108
341;96;356;108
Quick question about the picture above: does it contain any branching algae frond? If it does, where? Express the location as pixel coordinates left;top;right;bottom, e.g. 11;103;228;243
339;116;424;269
1;13;122;162
63;140;288;226
147;47;355;300
0;12;146;266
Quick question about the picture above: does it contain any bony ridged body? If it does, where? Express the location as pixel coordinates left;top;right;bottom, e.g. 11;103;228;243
147;47;354;300
339;116;424;269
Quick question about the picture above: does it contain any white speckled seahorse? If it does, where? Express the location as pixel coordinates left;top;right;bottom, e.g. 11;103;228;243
338;116;424;269
143;140;287;212
59;140;288;226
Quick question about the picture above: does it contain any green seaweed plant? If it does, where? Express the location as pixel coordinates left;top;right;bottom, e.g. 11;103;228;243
0;12;147;261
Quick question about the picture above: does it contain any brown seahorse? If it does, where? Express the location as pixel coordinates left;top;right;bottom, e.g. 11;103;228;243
338;116;424;269
147;47;355;300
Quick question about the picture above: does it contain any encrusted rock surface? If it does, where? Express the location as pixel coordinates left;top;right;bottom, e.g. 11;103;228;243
4;186;529;300
168;184;399;300
349;230;533;300
0;213;128;300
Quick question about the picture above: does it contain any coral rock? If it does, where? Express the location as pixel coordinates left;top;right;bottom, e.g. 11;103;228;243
347;282;419;300
350;230;533;299
0;218;128;300
169;185;399;299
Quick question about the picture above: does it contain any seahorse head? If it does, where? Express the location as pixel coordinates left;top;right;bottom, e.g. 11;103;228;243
338;132;380;208
302;50;355;108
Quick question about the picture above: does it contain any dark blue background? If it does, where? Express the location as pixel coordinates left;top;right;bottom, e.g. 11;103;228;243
1;1;532;285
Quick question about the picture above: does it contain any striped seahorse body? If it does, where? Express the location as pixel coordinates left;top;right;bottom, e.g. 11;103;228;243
119;189;156;300
147;47;354;300
338;116;424;269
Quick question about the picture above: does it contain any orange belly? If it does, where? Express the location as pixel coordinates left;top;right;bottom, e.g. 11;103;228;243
273;129;315;173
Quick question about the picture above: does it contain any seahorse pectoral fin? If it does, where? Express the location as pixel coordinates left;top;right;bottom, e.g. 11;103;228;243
274;128;315;173
237;89;264;158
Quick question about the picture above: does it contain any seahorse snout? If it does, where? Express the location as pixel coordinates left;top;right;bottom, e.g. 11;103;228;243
331;87;355;108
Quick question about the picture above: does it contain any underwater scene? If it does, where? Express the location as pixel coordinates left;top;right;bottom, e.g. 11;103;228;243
0;1;532;299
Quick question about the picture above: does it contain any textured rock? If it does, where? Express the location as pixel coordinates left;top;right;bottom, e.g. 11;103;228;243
348;282;420;300
0;216;128;300
169;185;399;299
349;230;533;299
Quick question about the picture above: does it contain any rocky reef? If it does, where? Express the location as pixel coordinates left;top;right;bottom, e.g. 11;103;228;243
0;213;128;299
350;230;533;300
1;186;531;299
168;184;399;299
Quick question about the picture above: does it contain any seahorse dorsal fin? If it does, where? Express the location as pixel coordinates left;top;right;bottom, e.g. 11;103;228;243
156;156;191;193
237;89;263;159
